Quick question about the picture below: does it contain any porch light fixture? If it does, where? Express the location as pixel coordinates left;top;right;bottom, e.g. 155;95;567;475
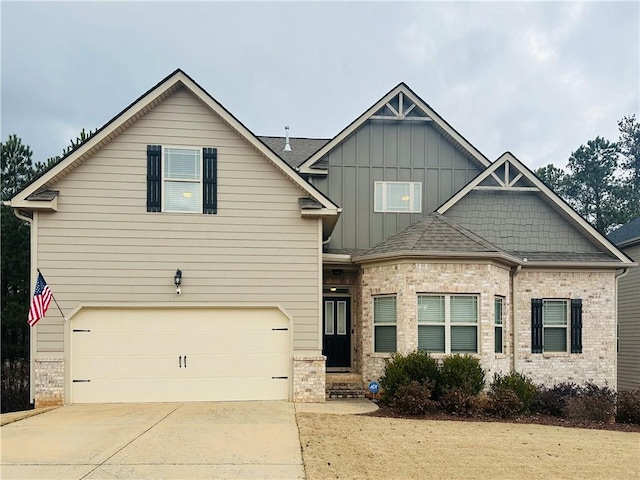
174;269;182;295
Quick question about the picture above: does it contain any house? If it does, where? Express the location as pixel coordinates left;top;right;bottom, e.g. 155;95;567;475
609;216;640;390
9;70;635;407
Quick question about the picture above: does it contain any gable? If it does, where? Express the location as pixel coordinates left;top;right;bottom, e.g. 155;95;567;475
10;69;339;217
298;83;491;174
444;190;603;254
437;152;632;264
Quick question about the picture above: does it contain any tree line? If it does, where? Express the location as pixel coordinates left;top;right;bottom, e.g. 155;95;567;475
535;115;639;234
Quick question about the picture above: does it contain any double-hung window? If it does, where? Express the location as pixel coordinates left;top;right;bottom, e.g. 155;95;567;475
495;297;504;354
147;145;217;214
373;296;397;353
164;147;202;213
418;294;478;354
531;298;582;354
374;181;422;213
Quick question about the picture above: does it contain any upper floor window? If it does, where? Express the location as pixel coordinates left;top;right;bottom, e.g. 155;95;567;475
147;145;217;214
374;181;422;213
164;148;202;213
418;294;478;354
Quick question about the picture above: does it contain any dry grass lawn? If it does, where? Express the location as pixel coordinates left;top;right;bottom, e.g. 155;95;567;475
297;413;640;480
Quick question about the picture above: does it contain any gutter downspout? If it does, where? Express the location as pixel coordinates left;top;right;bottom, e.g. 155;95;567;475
511;263;524;374
613;268;629;392
13;208;35;402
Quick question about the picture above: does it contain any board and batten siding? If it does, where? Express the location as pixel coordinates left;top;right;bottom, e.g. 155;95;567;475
310;120;482;251
34;86;321;355
618;242;640;390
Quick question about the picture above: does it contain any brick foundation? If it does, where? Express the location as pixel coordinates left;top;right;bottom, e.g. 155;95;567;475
293;356;326;402
34;358;64;408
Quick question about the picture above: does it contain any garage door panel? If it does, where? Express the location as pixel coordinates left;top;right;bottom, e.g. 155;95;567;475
71;307;291;403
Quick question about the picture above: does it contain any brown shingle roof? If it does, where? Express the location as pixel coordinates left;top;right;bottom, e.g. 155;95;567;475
258;136;330;169
356;213;504;260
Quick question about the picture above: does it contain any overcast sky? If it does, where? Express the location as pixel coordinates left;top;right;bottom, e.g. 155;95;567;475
2;1;639;170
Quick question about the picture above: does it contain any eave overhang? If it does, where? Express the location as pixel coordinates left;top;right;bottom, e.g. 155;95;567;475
352;250;523;266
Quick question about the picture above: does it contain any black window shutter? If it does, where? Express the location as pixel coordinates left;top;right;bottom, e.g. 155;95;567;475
147;145;162;212
531;299;543;353
203;148;217;214
571;299;583;354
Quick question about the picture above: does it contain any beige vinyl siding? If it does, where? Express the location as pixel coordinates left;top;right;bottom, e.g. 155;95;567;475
618;243;640;390
35;86;320;354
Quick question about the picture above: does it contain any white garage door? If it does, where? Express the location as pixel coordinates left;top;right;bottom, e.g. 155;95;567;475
71;307;290;403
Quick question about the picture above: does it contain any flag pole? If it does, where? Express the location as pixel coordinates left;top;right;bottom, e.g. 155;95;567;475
36;268;67;322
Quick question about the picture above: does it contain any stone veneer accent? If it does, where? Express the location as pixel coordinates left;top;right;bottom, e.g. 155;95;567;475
359;261;512;385
293;356;326;402
34;358;64;408
515;270;616;388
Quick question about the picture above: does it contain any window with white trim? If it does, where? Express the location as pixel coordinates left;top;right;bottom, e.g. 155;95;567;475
374;181;422;213
418;294;478;354
495;297;504;354
147;145;217;214
542;299;568;353
373;295;397;353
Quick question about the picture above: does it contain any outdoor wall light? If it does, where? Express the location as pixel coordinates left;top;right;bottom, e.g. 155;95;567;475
174;269;182;295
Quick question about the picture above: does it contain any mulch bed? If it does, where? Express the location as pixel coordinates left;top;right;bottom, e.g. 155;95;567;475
366;404;640;433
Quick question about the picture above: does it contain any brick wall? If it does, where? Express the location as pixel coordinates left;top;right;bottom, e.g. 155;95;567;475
359;261;512;384
34;358;64;408
515;270;617;388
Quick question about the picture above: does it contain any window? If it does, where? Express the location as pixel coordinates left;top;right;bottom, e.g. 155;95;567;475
373;296;397;353
164;148;201;213
374;181;422;213
495;297;503;354
147;145;217;214
531;299;582;354
418;295;478;354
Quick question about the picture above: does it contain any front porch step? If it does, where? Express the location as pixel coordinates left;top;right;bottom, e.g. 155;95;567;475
326;373;367;399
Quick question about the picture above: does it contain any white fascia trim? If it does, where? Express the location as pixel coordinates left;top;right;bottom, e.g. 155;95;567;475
298;84;491;175
352;250;523;265
437;152;634;265
522;261;638;269
8;198;58;211
300;208;341;218
322;253;354;264
177;74;338;211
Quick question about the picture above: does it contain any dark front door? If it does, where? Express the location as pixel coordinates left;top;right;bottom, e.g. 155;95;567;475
323;297;351;368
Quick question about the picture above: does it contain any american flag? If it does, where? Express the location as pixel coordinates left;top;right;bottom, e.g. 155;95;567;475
28;273;52;327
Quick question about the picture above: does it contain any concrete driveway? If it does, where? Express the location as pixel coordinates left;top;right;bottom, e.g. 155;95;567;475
1;402;304;480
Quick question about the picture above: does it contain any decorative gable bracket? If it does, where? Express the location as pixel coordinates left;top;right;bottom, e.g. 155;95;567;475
474;159;539;192
371;92;432;122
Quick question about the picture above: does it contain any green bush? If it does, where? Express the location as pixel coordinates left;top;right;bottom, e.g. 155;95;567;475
489;387;523;418
616;389;640;425
379;351;440;404
392;380;438;416
439;354;485;396
563;383;616;424
489;372;537;413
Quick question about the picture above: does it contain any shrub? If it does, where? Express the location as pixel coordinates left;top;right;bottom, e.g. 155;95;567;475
532;382;581;417
489;372;537;413
392;381;438;416
379;351;440;404
439;354;485;396
489;387;523;418
438;387;481;416
616;389;640;425
563;383;616;424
